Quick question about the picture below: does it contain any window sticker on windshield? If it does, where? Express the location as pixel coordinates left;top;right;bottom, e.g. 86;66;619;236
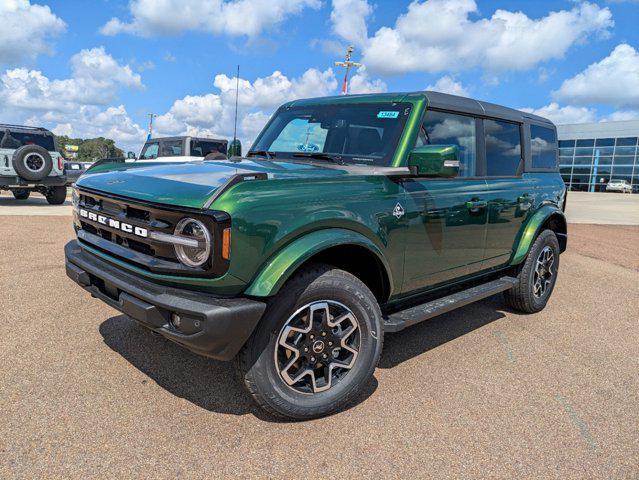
377;111;399;119
297;143;320;152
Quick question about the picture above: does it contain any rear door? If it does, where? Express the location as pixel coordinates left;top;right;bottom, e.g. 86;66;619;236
481;118;533;269
401;110;488;293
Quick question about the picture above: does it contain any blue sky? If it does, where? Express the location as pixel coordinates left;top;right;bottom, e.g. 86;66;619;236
1;0;638;151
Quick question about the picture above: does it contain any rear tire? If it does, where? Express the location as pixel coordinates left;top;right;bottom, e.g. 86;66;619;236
12;189;30;200
45;186;67;205
235;263;383;420
504;229;560;313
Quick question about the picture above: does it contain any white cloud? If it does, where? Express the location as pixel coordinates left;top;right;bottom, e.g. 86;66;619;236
330;0;373;48
0;47;142;113
213;68;337;109
0;47;144;150
154;68;339;146
347;67;387;94
553;43;639;108
341;0;612;75
100;0;321;38
426;75;469;96
36;105;146;152
521;102;597;124
0;0;66;65
601;110;639;122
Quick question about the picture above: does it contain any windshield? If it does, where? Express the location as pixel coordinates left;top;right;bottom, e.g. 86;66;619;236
139;142;159;160
251;103;412;166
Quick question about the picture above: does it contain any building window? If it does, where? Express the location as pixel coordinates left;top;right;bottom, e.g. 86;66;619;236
554;130;637;193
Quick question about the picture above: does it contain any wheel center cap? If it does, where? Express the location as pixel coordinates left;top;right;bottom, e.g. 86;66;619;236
312;340;325;354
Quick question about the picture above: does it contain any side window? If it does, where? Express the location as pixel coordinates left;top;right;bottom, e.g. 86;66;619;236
160;140;183;157
530;125;558;170
191;141;227;157
484;119;522;176
419;110;477;177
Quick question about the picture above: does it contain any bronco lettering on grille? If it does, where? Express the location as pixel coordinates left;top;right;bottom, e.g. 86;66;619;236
79;208;148;238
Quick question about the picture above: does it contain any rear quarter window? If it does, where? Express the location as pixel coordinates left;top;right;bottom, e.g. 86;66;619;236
530;125;558;170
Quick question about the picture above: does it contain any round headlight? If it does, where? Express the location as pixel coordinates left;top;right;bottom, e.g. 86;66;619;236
174;218;211;268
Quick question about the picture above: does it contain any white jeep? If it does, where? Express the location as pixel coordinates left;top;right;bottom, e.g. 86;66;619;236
134;136;229;162
0;124;68;204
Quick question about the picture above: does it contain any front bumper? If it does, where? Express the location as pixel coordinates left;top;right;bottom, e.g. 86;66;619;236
64;240;266;360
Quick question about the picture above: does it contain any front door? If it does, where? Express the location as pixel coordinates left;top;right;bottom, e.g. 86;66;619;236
401;109;488;294
402;178;488;293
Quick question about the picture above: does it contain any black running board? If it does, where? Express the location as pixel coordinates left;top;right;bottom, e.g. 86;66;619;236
383;276;518;333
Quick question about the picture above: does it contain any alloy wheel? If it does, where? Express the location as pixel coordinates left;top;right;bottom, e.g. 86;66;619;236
275;301;360;394
25;153;45;172
533;246;555;298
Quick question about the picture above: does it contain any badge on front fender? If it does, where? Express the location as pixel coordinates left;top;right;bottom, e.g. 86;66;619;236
393;203;405;219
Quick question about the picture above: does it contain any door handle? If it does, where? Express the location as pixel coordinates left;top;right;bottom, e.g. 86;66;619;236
466;200;487;211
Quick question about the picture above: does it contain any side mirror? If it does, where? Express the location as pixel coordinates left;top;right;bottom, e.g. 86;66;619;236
127;151;137;160
228;139;242;157
407;145;460;177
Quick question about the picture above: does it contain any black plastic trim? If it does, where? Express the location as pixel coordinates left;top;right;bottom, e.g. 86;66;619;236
0;175;67;187
65;240;266;361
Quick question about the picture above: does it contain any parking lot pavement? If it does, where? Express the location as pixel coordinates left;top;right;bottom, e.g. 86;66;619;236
1;217;637;479
0;191;73;215
565;191;639;225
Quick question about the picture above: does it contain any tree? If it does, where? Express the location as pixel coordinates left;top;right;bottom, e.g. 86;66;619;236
54;135;124;162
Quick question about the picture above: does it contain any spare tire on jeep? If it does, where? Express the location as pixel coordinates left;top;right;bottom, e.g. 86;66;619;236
12;145;53;181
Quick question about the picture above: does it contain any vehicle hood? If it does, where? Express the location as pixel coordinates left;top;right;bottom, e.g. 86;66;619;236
76;158;347;209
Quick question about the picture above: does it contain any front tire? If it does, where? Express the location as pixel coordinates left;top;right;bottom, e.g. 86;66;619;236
235;264;383;420
45;186;67;205
504;229;560;313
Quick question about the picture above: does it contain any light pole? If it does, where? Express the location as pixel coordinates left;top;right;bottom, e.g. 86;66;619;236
334;45;361;95
147;113;157;140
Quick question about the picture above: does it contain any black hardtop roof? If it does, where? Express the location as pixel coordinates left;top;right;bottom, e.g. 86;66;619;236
422;91;553;126
0;123;54;135
285;91;554;126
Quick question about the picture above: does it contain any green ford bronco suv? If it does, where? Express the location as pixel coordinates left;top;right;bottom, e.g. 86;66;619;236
65;92;567;419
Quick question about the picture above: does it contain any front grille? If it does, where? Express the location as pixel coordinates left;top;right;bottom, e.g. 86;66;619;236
74;188;230;278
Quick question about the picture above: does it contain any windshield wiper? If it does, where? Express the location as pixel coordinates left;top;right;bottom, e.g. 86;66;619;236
247;150;275;159
293;152;344;165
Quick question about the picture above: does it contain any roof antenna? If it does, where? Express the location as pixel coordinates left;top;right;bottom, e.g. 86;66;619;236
233;64;239;144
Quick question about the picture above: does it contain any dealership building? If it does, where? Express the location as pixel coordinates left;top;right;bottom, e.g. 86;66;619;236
556;119;639;193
